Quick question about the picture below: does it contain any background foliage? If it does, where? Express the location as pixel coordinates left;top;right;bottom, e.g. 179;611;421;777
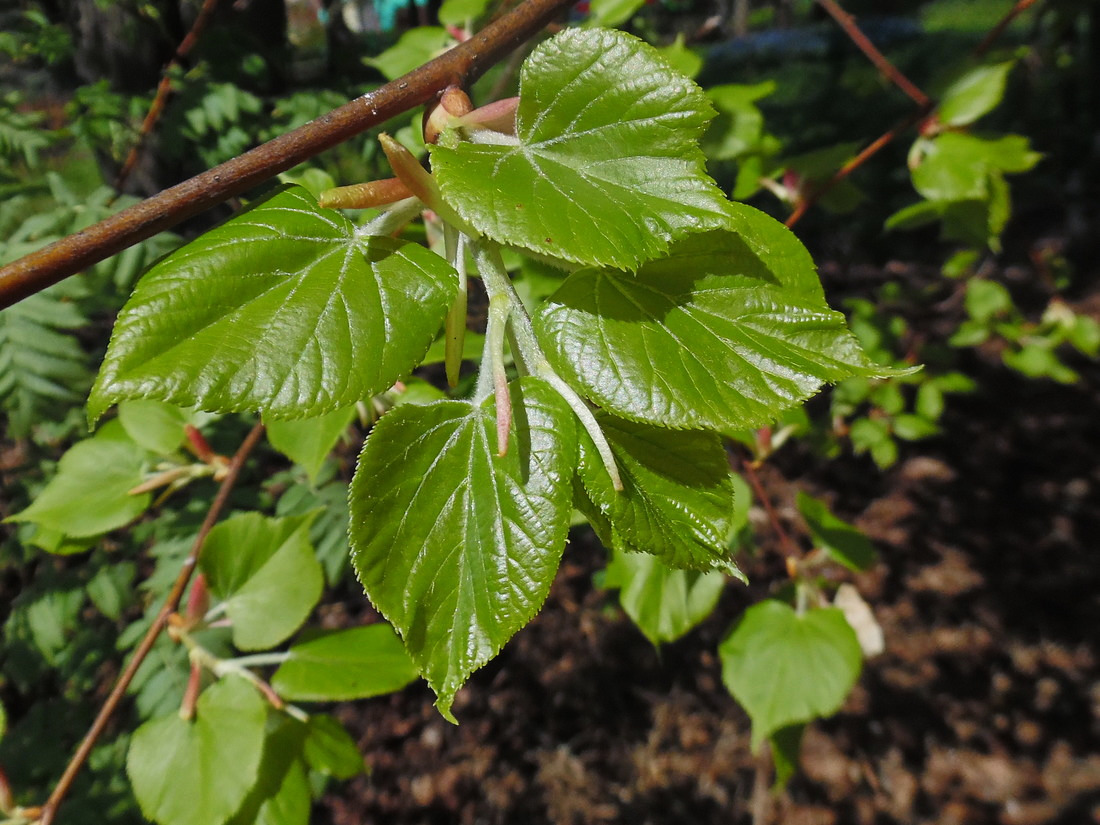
1;1;1097;823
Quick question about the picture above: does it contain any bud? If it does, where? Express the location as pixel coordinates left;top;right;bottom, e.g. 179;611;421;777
319;177;413;209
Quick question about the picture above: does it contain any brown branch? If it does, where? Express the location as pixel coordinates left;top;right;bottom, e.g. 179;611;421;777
785;102;932;227
0;0;573;311
113;0;224;194
37;422;266;825
975;0;1040;58
815;0;930;108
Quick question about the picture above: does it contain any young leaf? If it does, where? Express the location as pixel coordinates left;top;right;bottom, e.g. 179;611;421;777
575;413;737;573
301;715;366;779
88;185;458;423
602;547;726;645
719;600;861;749
535;222;903;433
200;512;324;651
795;492;876;572
127;676;267;825
349;377;577;720
936;61;1013;127
270;625;419;702
430;27;727;270
266;405;357;484
5;419;151;538
118;399;194;455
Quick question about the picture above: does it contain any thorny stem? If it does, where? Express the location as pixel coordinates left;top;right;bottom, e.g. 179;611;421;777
36;422;266;825
0;0;575;310
471;240;622;490
815;0;930;108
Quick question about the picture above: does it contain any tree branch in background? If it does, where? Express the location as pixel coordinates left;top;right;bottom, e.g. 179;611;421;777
786;104;932;227
0;0;574;311
112;0;224;194
815;0;930;108
36;422;266;825
976;0;1039;58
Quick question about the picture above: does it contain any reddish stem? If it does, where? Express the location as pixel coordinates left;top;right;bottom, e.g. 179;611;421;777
975;0;1039;57
815;0;930;108
740;457;801;561
786;104;932;228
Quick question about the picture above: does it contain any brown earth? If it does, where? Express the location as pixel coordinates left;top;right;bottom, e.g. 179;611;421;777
322;261;1100;825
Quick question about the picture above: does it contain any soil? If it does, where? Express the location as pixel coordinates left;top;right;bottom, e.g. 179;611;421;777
321;259;1100;825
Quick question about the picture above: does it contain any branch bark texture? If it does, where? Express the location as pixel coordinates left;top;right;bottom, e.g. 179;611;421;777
0;0;573;310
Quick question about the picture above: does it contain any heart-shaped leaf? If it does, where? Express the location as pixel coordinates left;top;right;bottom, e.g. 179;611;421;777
575;414;737;573
349;377;576;720
127;676;267;825
719;600;861;749
200;512;324;651
88;185;457;423
535;219;904;432
430;27;727;269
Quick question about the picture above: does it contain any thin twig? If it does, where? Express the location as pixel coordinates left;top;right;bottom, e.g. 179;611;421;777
785;103;932;227
0;0;573;310
113;0;224;195
37;422;266;825
741;457;801;561
975;0;1039;58
815;0;930;108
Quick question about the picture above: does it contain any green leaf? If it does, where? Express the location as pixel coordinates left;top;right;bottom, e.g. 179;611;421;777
912;133;1039;203
430;27;727;270
118;399;193;454
266;405;357;484
127;676;268;825
349;377;577;719
226;718;310;825
575;414;737;573
769;724;805;789
5;419;151;538
719;600;861;749
438;0;491;25
270;625;419;702
703;81;775;162
892;412;939;441
301;715;365;779
657;35;703;80
535;221;900;432
965;279;1013;323
586;0;647;27
363;28;456;81
937;61;1013;126
200;512;324;651
88;185;458;423
87;560;137;620
603;547;726;645
795;492;875;572
912;135;990;201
